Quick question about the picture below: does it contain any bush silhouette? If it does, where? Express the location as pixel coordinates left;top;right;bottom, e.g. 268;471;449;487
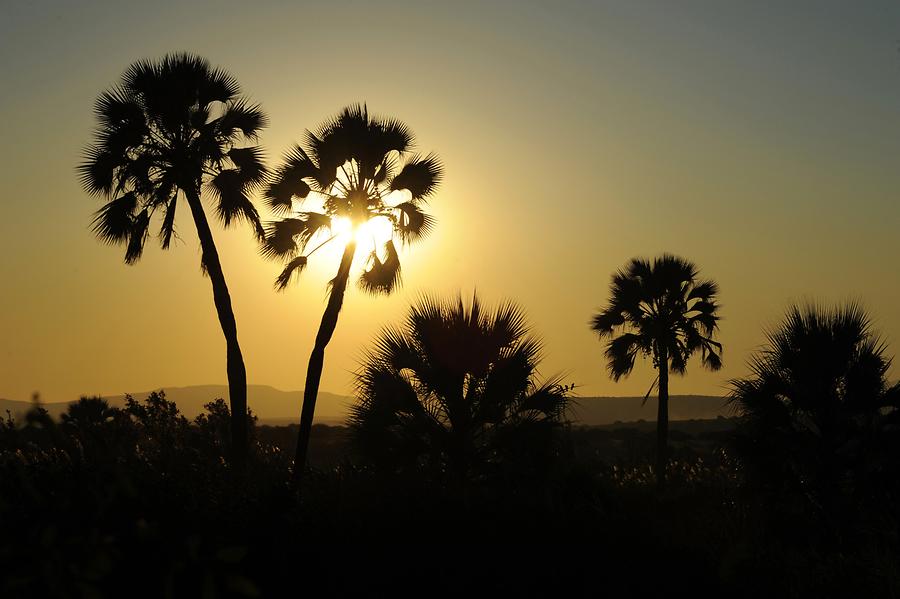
729;303;900;514
348;294;570;486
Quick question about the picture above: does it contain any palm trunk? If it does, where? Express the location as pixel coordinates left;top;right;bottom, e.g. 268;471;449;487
185;188;248;465
656;346;669;491
293;241;357;481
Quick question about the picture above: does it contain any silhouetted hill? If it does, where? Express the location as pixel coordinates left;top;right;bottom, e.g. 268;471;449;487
1;389;731;426
0;385;352;424
0;398;57;418
570;395;731;425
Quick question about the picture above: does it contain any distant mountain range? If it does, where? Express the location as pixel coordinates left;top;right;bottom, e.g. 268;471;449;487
0;385;733;426
568;394;733;424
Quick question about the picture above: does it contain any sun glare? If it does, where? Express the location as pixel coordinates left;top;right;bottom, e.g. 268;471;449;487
330;216;395;257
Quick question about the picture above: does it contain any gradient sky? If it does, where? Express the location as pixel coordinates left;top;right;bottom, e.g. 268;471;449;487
1;0;898;404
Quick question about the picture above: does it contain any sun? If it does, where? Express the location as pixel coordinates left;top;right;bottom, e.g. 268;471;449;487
330;215;394;256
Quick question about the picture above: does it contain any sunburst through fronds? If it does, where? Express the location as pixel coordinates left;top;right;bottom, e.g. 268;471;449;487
262;104;441;293
263;104;443;481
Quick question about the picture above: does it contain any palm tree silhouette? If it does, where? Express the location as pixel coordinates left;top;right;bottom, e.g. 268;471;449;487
729;303;900;504
262;104;442;478
590;254;722;488
348;294;569;481
78;53;267;463
61;397;117;428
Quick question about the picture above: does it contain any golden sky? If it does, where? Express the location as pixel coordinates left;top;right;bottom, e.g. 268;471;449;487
1;0;898;403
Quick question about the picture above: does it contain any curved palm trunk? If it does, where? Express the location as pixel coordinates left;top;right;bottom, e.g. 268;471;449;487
294;241;357;481
185;189;249;465
656;345;669;490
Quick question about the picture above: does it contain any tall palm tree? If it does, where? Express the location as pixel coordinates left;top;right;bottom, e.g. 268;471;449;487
262;104;442;478
349;294;569;481
78;53;267;463
729;303;900;504
590;254;722;488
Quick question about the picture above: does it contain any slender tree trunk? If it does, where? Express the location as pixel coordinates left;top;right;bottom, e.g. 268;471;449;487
185;188;249;465
293;241;357;481
656;345;669;491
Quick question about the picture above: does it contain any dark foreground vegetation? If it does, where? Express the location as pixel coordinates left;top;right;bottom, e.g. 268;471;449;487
3;373;899;597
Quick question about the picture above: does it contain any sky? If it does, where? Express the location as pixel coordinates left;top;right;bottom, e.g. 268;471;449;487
1;0;898;404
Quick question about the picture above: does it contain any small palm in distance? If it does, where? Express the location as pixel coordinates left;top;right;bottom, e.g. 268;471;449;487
591;254;722;489
78;53;267;463
262;104;442;479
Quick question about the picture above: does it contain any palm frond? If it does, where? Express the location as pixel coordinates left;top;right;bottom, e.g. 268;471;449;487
124;208;150;264
91;192;139;245
390;153;443;199
217;100;267;139
159;195;177;249
261;213;331;259
78;147;119;196
94;86;145;131
274;256;308;291
121;57;160;97
688;280;719;301
488;300;532;351
303;130;338;189
590;309;626;337
264;145;317;212
373;154;398;186
702;344;723;371
375;117;414;155
226;146;267;188
519;379;569;420
392;201;435;243
359;240;401;294
208;170;264;239
605;332;643;380
200;66;240;105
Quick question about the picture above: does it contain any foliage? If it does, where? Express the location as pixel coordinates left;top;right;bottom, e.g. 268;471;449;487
260;104;444;476
262;104;442;292
79;52;268;260
78;52;267;463
729;303;900;511
591;254;723;487
1;391;899;596
348;294;570;484
0;392;287;598
590;254;722;380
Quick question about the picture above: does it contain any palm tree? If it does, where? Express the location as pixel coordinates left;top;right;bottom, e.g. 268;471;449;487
61;397;117;429
78;53;267;463
729;303;900;505
262;104;442;478
348;294;569;482
590;254;722;488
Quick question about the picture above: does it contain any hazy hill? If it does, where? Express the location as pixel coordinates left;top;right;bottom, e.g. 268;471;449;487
0;385;352;425
570;395;732;425
2;387;732;426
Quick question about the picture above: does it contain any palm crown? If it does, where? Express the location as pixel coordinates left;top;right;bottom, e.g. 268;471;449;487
730;303;900;496
349;294;569;476
262;104;441;291
591;254;722;379
78;52;268;262
591;254;722;488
